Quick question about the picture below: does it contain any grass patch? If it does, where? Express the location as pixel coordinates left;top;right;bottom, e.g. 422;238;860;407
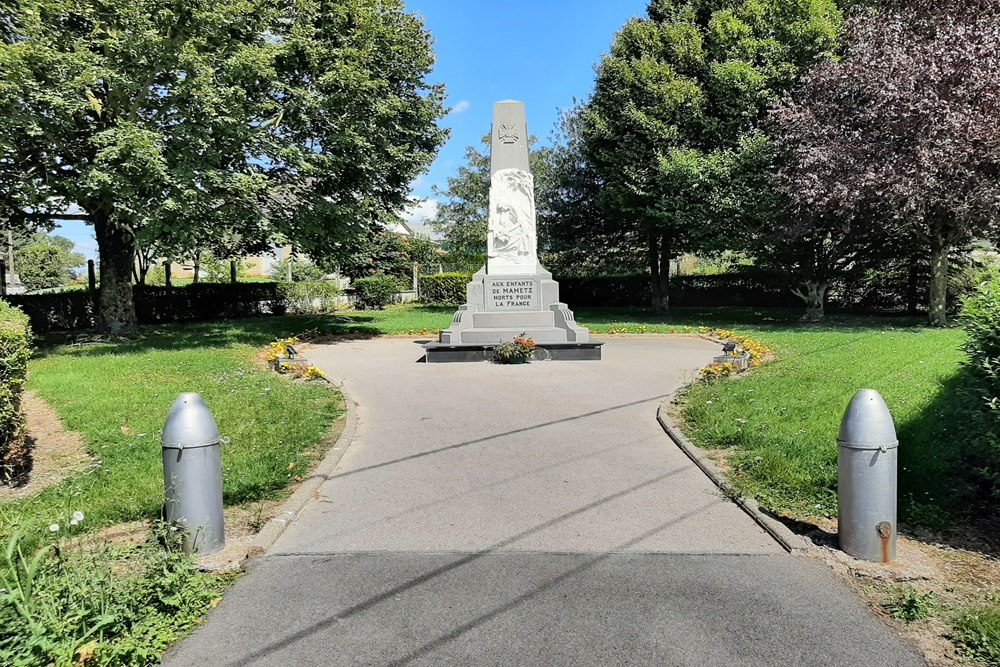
679;321;970;523
1;524;236;666
0;315;349;665
956;603;1000;666
4;316;345;542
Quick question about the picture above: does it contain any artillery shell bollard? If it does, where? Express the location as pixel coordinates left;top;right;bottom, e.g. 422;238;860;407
837;389;897;563
162;393;225;555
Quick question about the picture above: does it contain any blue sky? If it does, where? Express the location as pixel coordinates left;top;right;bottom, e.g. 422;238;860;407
402;0;648;234
54;0;647;258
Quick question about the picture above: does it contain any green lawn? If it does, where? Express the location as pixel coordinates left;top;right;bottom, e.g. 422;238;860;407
679;322;972;525
5;303;995;666
4;316;346;541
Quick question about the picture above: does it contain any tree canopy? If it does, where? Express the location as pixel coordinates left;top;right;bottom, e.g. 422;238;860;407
581;0;842;309
0;0;447;332
769;0;1000;325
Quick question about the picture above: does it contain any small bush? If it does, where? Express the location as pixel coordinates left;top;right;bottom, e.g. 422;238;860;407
959;275;1000;498
352;274;399;310
0;301;31;483
420;272;471;306
278;281;343;314
955;603;1000;665
273;257;325;283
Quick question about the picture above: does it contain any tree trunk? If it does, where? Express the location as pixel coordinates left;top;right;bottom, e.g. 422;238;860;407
906;258;919;316
658;233;671;312
647;233;663;311
192;253;200;284
792;281;827;322
928;225;948;327
93;212;137;335
230;260;237;284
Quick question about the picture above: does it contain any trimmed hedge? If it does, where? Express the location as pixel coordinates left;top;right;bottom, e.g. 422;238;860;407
133;283;285;323
3;290;95;333
277;281;344;314
351;275;399;310
4;283;286;333
0;301;31;483
420;272;471;306
554;273;802;309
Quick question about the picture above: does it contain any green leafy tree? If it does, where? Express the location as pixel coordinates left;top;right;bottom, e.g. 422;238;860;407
537;104;644;277
15;234;85;291
0;0;446;333
336;228;437;283
581;0;841;310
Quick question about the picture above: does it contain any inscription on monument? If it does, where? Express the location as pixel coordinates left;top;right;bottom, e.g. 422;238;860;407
487;278;538;311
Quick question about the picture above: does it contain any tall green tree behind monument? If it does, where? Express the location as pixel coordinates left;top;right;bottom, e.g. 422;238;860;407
0;0;447;333
581;0;841;310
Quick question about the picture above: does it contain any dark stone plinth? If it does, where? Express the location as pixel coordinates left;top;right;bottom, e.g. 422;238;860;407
423;341;603;363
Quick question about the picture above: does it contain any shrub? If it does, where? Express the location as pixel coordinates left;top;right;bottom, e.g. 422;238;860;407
959;275;1000;498
0;301;31;483
352;274;399;310
273;257;325;283
420;272;470;306
278;281;343;314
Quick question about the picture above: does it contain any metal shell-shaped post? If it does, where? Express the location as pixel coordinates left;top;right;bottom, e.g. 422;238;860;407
162;393;225;555
837;389;898;563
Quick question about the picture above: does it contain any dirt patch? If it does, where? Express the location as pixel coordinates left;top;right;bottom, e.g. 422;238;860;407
772;515;1000;666
0;392;95;501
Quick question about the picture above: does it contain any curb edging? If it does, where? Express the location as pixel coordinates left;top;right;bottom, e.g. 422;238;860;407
657;403;807;554
245;388;359;560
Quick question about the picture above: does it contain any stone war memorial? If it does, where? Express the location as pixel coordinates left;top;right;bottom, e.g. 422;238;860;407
424;101;601;363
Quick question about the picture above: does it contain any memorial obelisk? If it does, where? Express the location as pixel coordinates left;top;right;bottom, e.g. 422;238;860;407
426;101;599;362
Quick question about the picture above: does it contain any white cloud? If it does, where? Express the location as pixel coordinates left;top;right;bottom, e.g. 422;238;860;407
448;100;471;115
401;198;440;238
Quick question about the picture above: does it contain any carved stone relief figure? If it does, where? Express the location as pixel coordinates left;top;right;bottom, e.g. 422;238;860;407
487;168;536;266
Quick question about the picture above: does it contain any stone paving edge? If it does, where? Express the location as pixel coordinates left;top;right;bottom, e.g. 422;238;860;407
656;402;806;554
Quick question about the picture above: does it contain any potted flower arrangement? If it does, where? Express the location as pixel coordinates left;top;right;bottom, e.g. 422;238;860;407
492;333;536;364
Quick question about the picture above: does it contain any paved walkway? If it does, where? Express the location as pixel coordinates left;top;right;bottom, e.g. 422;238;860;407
164;337;924;667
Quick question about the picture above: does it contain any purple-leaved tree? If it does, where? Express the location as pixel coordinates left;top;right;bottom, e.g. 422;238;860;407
769;0;1000;326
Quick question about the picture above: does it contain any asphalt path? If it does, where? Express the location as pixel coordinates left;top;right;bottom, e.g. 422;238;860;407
164;336;925;667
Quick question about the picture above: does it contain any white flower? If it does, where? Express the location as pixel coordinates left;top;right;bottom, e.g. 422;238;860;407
69;511;85;526
48;523;60;532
